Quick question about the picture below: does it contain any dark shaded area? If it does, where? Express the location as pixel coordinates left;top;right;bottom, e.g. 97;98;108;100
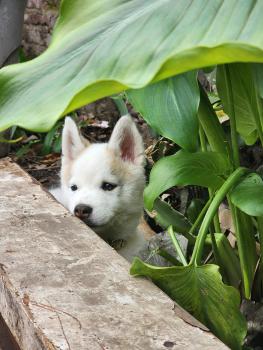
0;314;20;350
242;301;263;350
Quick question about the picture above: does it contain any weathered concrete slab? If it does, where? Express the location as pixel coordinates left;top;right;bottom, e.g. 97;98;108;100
0;159;228;350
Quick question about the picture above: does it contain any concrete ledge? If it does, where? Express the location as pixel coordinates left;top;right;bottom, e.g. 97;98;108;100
0;159;228;350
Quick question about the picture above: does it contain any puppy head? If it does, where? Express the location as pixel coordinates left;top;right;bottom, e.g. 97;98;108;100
60;116;145;235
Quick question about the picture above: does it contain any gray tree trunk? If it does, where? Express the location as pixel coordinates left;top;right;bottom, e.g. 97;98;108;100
0;0;27;157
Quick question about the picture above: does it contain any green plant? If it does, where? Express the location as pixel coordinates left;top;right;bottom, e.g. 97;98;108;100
0;1;263;349
127;63;263;349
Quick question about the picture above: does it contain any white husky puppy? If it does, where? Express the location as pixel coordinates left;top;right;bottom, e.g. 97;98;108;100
50;115;147;261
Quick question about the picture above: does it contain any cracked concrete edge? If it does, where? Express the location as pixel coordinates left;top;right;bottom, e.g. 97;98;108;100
0;268;56;350
0;159;229;350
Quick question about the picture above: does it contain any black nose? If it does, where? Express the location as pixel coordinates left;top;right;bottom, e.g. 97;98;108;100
74;204;93;219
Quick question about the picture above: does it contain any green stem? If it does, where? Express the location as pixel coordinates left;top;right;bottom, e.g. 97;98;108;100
199;124;221;233
111;94;128;116
227;198;251;298
210;231;221;265
190;167;248;266
257;217;263;265
213;214;221;233
208;188;221;232
189;196;213;235
255;92;263;146
199;125;207;151
156;249;182;266
252;65;263;145
168;226;187;266
0;136;23;144
222;65;240;168
200;124;221;261
198;83;228;155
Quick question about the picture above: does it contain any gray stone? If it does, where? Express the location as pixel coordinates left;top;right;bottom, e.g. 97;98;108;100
0;0;27;157
0;0;27;66
0;159;228;350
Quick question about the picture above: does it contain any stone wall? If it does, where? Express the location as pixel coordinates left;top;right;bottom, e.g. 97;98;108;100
22;0;60;58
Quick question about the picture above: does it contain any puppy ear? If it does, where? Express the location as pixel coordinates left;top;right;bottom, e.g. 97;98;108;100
62;117;85;160
108;115;144;165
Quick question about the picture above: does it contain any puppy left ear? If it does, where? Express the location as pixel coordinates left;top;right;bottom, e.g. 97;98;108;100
62;117;86;160
108;115;144;165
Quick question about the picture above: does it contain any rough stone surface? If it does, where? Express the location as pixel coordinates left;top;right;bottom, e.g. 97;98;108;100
0;0;27;66
0;159;228;350
22;0;59;58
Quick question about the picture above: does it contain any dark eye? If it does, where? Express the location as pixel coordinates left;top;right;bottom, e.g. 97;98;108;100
70;184;78;191
101;182;117;191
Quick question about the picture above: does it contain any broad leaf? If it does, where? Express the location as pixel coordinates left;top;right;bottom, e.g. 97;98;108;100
154;198;192;234
230;173;263;216
127;72;199;152
153;198;195;244
1;1;263;131
217;63;263;145
131;258;247;350
144;150;230;210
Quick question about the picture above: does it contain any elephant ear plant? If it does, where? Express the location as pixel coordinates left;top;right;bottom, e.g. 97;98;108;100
127;65;263;349
0;0;263;349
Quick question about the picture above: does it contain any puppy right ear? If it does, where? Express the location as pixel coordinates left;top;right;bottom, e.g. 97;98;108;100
62;117;85;160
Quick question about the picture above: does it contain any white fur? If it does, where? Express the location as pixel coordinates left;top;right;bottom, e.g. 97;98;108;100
50;115;146;261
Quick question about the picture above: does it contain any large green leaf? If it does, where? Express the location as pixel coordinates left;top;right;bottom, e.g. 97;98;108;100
154;198;192;233
144;150;230;210
217;63;263;145
131;258;247;350
127;72;199;152
230;173;263;216
1;0;263;131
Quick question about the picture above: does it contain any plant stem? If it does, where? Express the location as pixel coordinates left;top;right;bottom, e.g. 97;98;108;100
111;94;128;116
156;249;182;266
189;196;213;235
222;65;240;168
199;125;207;151
0;136;23;144
199;124;221;260
257;217;263;266
250;64;263;146
227;198;252;298
198;83;228;155
255;92;263;146
168;226;187;266
208;187;221;265
190;167;248;266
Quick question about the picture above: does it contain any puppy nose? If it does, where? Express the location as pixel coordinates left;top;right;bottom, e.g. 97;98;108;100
74;204;93;219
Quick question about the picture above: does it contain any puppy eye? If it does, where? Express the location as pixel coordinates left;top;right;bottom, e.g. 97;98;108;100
70;184;78;191
101;182;117;191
